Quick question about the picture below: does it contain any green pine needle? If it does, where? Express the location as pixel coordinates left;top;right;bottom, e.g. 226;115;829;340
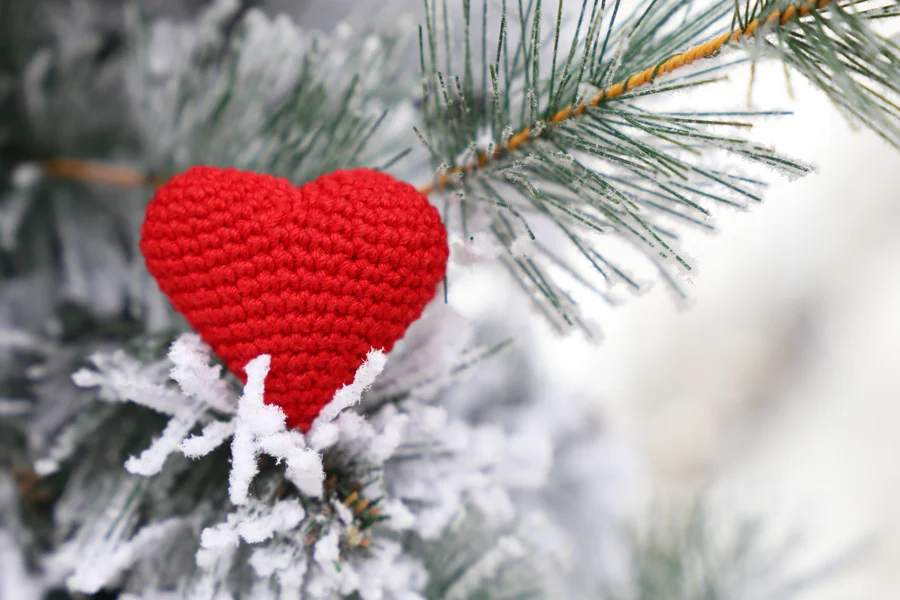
415;0;900;333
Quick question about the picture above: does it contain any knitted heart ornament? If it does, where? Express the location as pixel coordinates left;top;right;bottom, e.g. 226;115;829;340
140;166;449;430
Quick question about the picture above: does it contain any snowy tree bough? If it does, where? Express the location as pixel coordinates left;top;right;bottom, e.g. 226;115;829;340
28;308;562;598
418;0;842;194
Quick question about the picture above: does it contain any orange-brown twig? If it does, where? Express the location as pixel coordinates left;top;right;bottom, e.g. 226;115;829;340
416;0;832;196
42;158;166;188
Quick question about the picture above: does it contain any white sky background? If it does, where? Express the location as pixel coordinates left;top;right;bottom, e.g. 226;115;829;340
537;43;900;600
591;66;900;598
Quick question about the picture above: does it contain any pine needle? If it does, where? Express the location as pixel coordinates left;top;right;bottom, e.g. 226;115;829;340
416;0;899;331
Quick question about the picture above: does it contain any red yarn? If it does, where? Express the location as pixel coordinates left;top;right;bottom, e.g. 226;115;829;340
140;167;449;431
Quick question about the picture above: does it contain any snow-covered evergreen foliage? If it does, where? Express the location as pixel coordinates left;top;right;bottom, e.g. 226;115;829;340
20;303;619;599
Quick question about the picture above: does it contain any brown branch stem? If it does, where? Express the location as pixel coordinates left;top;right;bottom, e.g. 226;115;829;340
41;158;165;189
415;0;833;196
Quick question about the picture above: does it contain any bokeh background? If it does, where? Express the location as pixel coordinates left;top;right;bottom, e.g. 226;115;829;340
568;67;900;598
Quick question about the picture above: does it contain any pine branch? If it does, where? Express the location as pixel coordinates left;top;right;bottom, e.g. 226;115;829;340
128;2;416;186
1;3;421;332
420;0;840;195
19;308;553;598
416;0;900;332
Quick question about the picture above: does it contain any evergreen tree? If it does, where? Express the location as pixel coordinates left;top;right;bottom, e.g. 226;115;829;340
0;0;897;598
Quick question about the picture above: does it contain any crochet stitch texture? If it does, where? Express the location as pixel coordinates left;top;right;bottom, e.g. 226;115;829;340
140;166;449;430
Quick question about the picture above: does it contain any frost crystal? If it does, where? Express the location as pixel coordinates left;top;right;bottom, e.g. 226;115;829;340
227;354;323;503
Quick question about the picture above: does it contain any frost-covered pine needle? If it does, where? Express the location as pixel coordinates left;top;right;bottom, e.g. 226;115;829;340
415;0;900;332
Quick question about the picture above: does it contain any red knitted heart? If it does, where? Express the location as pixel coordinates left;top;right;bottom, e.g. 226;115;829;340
140;166;448;431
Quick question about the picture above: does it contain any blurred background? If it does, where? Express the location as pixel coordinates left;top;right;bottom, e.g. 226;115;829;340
563;69;900;598
3;0;900;598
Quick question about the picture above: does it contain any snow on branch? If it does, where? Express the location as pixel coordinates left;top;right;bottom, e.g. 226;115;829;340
60;518;189;595
71;350;182;416
54;307;567;597
195;499;306;568
0;529;44;600
227;354;323;503
307;349;387;451
71;333;388;503
0;476;44;600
